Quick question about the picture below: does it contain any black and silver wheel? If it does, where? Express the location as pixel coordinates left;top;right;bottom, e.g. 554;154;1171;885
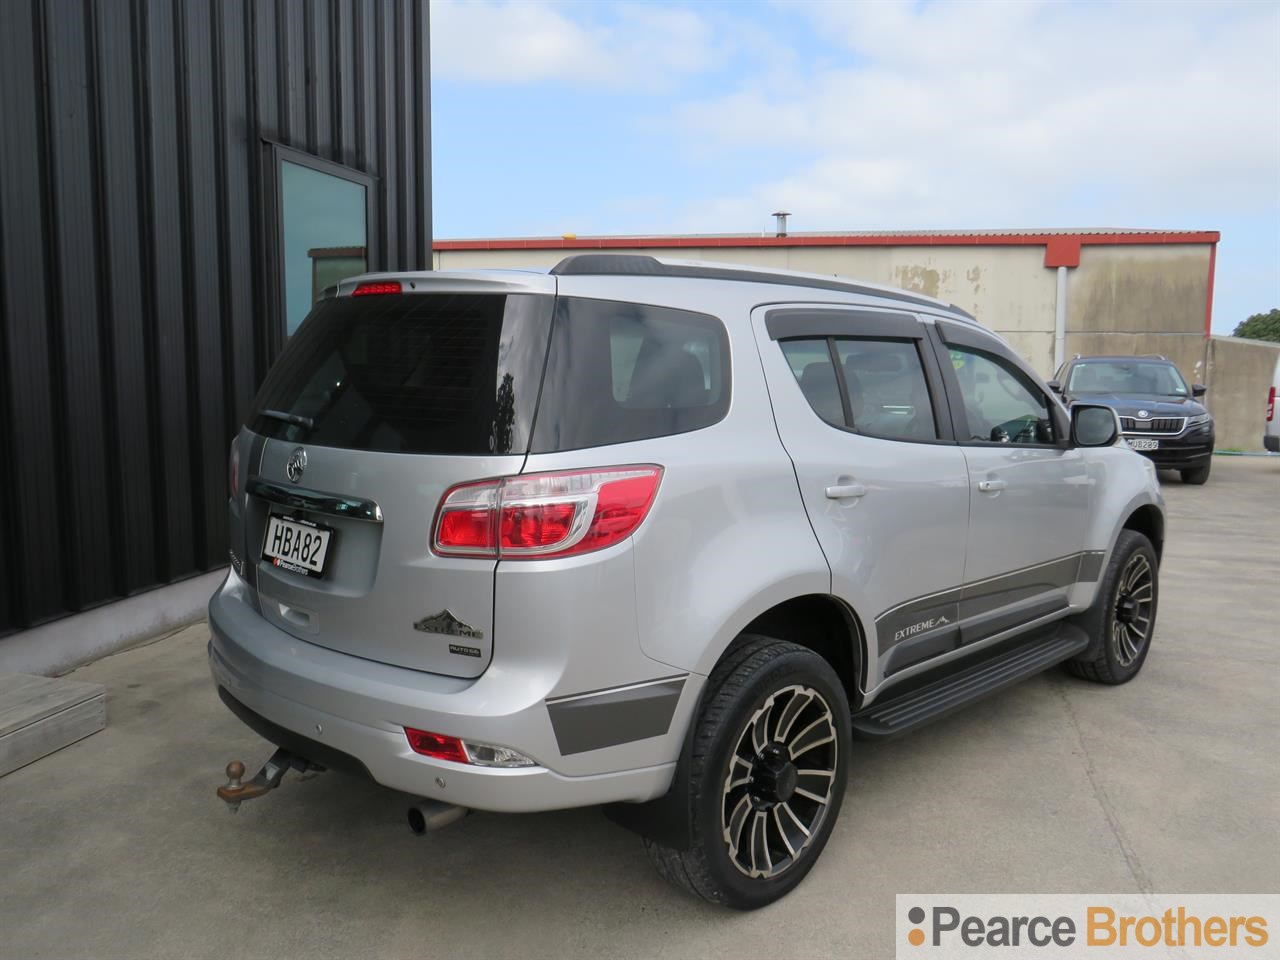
1110;552;1154;668
1065;530;1159;684
645;636;850;909
722;683;838;879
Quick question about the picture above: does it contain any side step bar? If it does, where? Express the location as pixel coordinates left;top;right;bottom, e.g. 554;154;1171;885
853;624;1089;739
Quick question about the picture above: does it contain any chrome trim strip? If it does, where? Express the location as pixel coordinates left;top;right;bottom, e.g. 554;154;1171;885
247;477;384;523
1120;415;1186;437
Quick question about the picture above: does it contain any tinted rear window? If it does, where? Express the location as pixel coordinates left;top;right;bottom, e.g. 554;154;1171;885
250;293;553;454
530;297;730;452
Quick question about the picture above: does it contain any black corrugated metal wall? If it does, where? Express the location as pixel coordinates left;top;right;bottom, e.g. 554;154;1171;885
0;0;431;635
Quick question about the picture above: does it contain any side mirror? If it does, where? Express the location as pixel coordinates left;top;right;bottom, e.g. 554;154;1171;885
1192;383;1207;397
1047;380;1063;394
1071;403;1120;447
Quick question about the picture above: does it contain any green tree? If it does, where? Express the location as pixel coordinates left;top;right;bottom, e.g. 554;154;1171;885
1233;308;1280;342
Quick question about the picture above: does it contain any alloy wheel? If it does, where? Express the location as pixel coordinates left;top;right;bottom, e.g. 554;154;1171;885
720;684;838;879
1112;553;1154;667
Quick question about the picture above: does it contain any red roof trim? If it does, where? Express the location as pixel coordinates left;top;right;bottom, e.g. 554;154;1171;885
434;231;1220;253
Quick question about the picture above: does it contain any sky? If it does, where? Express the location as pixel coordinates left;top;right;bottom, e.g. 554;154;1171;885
430;0;1280;335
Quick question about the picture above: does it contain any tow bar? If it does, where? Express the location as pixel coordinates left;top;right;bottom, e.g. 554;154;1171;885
216;749;320;811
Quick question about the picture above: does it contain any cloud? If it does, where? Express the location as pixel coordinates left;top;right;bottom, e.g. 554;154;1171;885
430;0;721;88
670;0;1280;231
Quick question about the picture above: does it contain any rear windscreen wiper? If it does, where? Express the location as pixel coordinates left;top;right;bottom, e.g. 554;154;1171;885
258;409;314;430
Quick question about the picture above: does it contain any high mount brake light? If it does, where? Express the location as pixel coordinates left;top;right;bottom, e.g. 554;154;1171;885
351;280;402;296
432;466;663;560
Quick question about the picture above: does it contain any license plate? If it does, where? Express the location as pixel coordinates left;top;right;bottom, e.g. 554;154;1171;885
1127;438;1159;451
263;515;333;577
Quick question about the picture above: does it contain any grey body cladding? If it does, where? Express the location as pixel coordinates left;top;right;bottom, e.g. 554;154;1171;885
546;676;687;756
878;551;1106;675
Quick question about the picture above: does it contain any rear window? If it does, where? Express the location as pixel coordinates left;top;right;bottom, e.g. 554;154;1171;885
250;293;553;455
530;297;731;452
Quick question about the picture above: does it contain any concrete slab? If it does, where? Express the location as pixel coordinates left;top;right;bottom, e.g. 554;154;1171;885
0;673;105;776
1;457;1276;959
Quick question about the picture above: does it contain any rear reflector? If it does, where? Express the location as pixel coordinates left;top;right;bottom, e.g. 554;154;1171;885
404;728;469;764
432;465;663;560
404;727;535;767
351;280;402;296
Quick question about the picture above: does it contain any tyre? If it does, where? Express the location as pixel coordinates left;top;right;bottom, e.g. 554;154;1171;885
644;635;850;910
1064;530;1158;685
1180;462;1211;484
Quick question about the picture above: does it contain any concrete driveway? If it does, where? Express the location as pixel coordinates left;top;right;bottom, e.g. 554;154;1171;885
4;456;1277;959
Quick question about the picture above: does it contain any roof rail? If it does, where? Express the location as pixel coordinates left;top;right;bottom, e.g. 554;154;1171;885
1139;354;1169;360
549;254;973;318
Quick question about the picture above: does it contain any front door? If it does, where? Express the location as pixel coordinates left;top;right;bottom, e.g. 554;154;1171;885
752;306;970;692
931;322;1089;645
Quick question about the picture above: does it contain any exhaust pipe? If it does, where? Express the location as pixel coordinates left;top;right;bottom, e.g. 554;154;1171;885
407;798;470;834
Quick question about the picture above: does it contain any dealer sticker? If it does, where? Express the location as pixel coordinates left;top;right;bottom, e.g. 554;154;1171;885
897;894;1279;958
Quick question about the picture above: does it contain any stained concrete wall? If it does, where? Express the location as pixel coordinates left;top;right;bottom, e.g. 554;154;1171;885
437;244;1060;370
1203;336;1280;452
1062;244;1211;391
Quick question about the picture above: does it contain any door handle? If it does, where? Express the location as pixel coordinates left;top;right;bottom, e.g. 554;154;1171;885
825;482;867;500
977;479;1006;493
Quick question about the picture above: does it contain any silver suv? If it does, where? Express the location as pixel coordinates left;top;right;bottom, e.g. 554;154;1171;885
210;255;1165;909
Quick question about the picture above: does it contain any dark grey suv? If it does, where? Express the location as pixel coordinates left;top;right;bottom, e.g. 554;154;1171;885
1051;355;1214;484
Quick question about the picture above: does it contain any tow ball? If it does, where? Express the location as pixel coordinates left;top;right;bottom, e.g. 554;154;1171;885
216;748;320;811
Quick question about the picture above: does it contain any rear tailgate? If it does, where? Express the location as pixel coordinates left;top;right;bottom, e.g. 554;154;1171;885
236;280;554;678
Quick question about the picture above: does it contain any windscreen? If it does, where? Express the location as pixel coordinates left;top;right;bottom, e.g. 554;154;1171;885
1067;361;1189;397
250;293;554;455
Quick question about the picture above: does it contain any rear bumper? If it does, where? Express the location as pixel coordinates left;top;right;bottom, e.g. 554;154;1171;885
1265;435;1279;453
208;572;685;812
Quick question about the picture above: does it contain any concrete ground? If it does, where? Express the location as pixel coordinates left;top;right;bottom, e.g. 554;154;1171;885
3;457;1277;959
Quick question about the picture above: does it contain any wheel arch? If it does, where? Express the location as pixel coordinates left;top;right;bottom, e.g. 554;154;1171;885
605;592;867;850
736;594;867;711
1121;503;1165;561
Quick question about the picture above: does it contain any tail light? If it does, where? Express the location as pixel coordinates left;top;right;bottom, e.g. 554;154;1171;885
1268;386;1276;422
432;465;663;560
229;437;241;498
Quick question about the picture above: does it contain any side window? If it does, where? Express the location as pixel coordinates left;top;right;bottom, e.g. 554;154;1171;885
948;347;1055;444
530;297;730;453
778;337;939;441
779;339;844;426
835;339;937;441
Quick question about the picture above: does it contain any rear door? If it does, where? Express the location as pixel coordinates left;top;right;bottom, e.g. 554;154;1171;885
753;306;970;689
236;283;555;678
929;321;1089;644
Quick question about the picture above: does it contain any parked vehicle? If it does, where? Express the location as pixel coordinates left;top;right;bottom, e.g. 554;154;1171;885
1266;353;1279;453
210;256;1165;909
1050;355;1214;484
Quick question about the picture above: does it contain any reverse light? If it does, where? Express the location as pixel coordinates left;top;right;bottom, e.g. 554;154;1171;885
351;280;402;296
432;465;663;560
404;727;536;768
